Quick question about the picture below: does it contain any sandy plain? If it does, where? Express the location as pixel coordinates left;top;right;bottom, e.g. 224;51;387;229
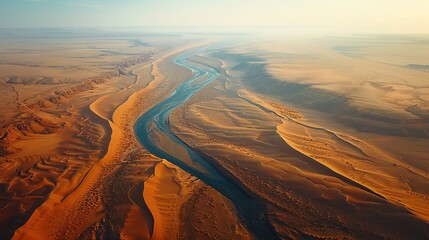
170;36;429;238
1;29;254;239
1;30;428;240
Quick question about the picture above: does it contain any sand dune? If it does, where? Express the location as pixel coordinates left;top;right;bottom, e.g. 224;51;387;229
9;40;223;239
240;89;429;222
143;161;184;239
169;52;429;239
1;35;155;238
15;42;206;239
2;32;428;239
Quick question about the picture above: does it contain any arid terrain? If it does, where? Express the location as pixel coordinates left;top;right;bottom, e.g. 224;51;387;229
0;29;428;239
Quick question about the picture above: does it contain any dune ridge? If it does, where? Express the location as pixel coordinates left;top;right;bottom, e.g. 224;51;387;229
237;88;429;222
12;41;214;239
3;33;427;239
11;66;147;239
12;75;129;240
168;53;429;238
143;160;184;240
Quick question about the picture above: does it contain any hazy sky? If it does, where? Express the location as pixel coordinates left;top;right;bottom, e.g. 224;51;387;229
1;0;428;33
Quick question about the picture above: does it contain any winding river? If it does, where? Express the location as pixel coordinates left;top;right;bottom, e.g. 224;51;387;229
134;52;277;239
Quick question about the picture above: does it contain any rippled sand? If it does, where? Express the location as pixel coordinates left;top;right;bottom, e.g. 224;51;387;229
170;37;429;238
1;31;428;239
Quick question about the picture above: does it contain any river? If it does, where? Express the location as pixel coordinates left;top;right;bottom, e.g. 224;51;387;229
134;51;277;239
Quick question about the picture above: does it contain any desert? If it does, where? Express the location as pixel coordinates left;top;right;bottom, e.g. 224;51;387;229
0;9;429;240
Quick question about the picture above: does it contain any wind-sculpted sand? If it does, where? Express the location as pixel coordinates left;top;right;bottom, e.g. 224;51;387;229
9;40;205;239
169;50;429;238
2;34;246;239
1;31;428;239
0;66;139;238
9;52;154;239
0;30;197;238
242;90;429;220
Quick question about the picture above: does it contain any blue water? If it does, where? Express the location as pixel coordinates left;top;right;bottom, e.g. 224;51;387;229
134;52;277;239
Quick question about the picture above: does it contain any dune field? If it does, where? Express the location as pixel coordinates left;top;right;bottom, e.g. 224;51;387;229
169;39;429;238
0;29;428;240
